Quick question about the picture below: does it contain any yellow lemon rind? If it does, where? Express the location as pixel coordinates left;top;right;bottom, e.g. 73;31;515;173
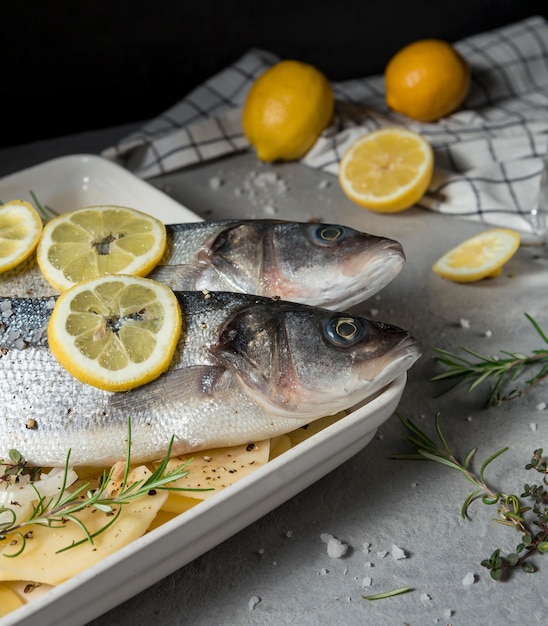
0;200;43;274
37;205;167;292
242;60;334;163
338;127;434;213
48;275;182;392
432;228;521;283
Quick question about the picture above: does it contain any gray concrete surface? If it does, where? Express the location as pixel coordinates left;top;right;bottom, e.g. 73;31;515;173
1;131;547;626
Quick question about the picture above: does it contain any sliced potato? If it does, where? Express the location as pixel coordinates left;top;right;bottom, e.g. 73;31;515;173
0;465;167;585
161;439;271;500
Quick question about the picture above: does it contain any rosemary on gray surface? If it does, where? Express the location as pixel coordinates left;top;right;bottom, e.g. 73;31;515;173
0;421;209;557
431;313;548;406
395;413;548;580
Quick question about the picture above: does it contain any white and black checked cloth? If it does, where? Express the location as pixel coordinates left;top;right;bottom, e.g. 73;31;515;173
103;16;548;238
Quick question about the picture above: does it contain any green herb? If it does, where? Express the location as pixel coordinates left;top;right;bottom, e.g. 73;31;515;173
29;190;59;221
431;313;548;406
0;420;211;557
395;413;548;580
362;586;413;601
0;449;41;483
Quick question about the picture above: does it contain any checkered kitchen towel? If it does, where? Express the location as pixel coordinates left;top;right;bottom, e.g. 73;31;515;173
103;15;548;237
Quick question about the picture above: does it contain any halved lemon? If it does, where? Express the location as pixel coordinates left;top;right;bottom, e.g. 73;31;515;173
0;200;43;273
48;275;182;392
338;127;434;213
432;228;520;283
37;205;167;291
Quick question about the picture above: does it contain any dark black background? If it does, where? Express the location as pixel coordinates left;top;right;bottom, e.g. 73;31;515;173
4;0;547;148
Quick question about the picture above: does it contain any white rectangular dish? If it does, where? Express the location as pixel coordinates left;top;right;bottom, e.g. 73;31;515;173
0;153;200;224
0;154;407;625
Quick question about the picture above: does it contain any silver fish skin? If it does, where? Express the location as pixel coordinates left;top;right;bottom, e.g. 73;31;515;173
0;291;420;467
0;220;405;309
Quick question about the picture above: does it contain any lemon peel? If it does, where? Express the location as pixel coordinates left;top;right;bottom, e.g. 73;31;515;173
338;127;434;213
432;228;520;283
0;200;43;273
385;39;470;122
37;205;167;291
48;275;182;392
242;60;334;162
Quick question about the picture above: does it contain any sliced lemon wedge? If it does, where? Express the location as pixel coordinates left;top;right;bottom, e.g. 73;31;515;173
338;127;434;213
432;228;520;283
37;205;167;291
48;275;182;392
0;200;43;273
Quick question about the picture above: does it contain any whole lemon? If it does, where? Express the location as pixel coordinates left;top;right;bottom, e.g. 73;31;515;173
242;60;334;162
385;39;470;122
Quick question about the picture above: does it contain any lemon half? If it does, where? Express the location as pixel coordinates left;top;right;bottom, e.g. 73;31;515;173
37;205;167;291
338;127;434;213
48;275;182;392
432;228;520;283
0;200;43;273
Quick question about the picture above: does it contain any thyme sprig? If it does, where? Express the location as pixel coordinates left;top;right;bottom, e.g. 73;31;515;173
431;313;548;406
395;413;548;580
0;421;209;557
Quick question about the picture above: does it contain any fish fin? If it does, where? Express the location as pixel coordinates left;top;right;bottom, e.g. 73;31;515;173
108;365;229;411
149;264;201;290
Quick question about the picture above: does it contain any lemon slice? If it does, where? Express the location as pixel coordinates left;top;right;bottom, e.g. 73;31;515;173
432;228;520;283
37;205;167;291
0;200;43;273
338;127;434;213
48;275;182;392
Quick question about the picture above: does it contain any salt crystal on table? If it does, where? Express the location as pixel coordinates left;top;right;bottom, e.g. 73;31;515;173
536;402;546;411
462;572;476;586
248;596;261;611
460;318;471;329
208;176;223;189
391;545;407;560
320;533;348;558
530;423;538;432
376;551;388;558
361;577;372;587
420;593;433;605
327;537;348;558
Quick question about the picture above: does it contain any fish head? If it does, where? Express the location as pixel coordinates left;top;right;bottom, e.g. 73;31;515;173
267;222;406;309
202;221;405;309
214;299;421;419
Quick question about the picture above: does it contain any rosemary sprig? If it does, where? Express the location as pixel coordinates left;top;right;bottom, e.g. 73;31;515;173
395;413;548;580
29;190;59;221
431;313;548;406
362;586;413;601
0;420;210;556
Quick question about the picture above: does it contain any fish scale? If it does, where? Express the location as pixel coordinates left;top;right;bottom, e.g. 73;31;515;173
0;219;405;308
0;290;420;467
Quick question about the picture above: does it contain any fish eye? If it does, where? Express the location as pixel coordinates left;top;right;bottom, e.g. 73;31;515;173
309;224;346;246
324;315;365;346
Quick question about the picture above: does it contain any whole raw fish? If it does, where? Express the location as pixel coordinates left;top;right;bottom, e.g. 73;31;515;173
0;220;405;309
0;291;420;467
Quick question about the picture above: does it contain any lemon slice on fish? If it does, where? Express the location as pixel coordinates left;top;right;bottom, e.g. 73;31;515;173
48;275;182;392
37;205;167;291
0;200;43;273
432;228;520;283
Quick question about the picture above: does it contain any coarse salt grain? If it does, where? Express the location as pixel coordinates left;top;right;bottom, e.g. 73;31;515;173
420;593;433;606
391;545;407;560
320;533;348;558
462;572;475;586
460;318;471;329
530;423;538;432
248;596;261;611
361;577;372;587
536;402;546;411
